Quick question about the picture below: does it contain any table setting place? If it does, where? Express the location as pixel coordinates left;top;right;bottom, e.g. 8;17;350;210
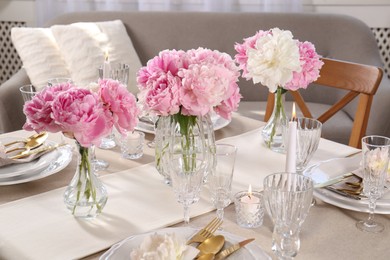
1;28;390;260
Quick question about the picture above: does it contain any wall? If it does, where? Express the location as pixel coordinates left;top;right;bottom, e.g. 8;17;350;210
0;0;36;26
303;0;390;28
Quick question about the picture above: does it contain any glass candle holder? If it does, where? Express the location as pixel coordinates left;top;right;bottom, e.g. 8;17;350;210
234;190;264;228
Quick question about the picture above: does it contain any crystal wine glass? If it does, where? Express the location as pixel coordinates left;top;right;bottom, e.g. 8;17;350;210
19;84;37;102
263;172;313;259
208;144;237;221
168;141;207;225
356;135;390;233
295;117;322;174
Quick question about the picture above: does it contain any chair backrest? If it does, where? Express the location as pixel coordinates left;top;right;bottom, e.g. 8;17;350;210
264;58;383;148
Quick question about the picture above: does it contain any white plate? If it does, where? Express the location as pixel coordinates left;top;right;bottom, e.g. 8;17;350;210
304;156;390;214
0;139;59;178
100;227;271;260
135;114;231;134
0;143;72;185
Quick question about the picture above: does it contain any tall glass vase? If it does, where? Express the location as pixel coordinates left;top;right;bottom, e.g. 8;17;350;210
63;141;108;218
262;87;289;153
154;113;216;185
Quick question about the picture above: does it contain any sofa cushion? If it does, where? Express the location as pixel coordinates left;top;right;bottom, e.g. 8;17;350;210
11;20;141;93
237;101;352;145
51;20;141;93
11;27;71;90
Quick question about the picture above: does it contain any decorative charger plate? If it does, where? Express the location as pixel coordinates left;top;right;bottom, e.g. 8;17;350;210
100;227;271;260
135;114;231;134
304;156;390;214
0;139;72;185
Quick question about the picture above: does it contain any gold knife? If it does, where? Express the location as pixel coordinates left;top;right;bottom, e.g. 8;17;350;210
214;238;255;260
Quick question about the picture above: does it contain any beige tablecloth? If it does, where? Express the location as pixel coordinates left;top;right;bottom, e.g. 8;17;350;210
0;114;389;260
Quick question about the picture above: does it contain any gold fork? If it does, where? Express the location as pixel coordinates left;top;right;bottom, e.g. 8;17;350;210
186;217;223;245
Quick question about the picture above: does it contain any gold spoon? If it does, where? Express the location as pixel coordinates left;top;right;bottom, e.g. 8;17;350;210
197;235;225;256
197;253;215;260
5;132;48;154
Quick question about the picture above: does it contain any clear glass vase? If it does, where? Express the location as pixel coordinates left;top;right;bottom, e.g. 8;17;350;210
63;141;108;218
154;113;216;185
262;87;289;153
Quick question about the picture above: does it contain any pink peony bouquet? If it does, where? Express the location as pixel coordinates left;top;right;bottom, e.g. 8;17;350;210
136;47;241;120
23;79;139;147
234;28;323;93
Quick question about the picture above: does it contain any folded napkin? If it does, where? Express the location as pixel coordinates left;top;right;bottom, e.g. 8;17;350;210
0;141;50;167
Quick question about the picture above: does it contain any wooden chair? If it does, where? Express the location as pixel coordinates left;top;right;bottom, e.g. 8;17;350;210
264;58;383;148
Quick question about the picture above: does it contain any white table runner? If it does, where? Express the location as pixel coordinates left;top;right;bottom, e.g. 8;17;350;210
0;128;358;260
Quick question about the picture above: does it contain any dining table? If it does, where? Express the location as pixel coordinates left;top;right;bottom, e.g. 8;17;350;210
0;113;389;260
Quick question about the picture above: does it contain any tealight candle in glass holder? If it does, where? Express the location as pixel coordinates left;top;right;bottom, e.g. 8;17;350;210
234;185;264;228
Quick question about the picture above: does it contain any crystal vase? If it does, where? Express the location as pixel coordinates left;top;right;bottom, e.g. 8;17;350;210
63;141;108;218
262;87;289;153
154;113;216;184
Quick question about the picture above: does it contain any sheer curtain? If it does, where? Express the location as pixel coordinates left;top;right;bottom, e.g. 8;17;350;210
36;0;302;26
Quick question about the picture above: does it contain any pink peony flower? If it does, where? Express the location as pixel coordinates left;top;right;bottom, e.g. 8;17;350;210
179;63;236;117
98;79;139;135
214;85;242;120
137;48;241;119
285;41;324;90
23;83;73;133
140;71;181;116
137;49;186;89
51;88;113;147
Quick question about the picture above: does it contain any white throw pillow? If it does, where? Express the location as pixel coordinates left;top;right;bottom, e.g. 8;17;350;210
11;27;71;90
11;20;142;94
51;20;142;93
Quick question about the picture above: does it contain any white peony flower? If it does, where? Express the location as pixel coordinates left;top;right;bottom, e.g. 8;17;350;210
365;147;389;176
130;233;188;260
246;28;301;92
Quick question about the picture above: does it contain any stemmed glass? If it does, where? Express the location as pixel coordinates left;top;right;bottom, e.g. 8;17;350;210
19;84;37;102
295;117;322;174
263;172;314;259
356;135;390;233
208;144;237;221
168;140;207;225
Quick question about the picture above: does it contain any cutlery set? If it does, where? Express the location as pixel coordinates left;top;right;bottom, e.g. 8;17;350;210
187;217;255;259
2;132;56;159
317;172;365;200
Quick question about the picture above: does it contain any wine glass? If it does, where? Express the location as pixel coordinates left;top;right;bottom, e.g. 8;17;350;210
47;78;73;86
295;117;322;174
263;172;313;259
356;135;390;233
168;142;207;225
19;84;37;102
208;144;237;221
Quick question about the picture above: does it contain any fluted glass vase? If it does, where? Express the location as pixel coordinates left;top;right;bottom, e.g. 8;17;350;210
262;87;289;153
63;141;108;218
154;113;216;185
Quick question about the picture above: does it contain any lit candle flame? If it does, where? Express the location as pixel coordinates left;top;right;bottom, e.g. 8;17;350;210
292;102;297;121
104;49;109;62
247;184;252;199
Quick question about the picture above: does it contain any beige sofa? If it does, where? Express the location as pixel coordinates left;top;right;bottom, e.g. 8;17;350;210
1;11;389;145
